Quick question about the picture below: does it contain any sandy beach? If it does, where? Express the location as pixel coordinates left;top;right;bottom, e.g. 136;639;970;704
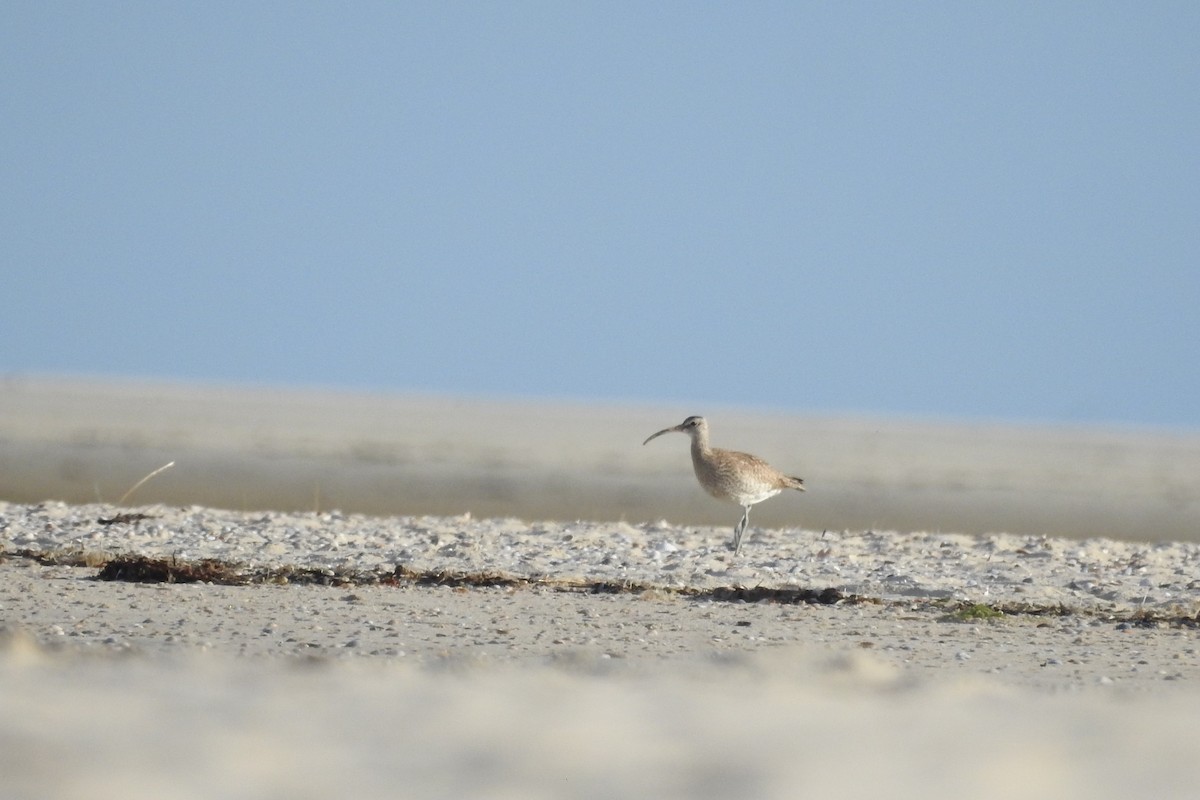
2;501;1200;799
2;377;1200;798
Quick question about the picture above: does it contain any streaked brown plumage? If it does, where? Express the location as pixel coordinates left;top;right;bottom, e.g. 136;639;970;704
643;416;805;556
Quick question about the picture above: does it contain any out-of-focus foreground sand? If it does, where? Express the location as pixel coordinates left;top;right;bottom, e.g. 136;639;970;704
2;375;1198;540
3;630;1200;800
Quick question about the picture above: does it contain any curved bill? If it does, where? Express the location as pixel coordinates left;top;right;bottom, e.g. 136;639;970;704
642;424;682;446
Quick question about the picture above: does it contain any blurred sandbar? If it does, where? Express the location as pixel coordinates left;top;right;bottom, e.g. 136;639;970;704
2;375;1197;541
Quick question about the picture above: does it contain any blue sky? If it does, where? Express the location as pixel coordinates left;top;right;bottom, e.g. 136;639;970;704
4;3;1198;428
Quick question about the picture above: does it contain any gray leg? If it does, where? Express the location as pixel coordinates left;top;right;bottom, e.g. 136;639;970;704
732;506;750;556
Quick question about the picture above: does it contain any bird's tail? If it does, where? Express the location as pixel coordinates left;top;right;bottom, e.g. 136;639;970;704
786;476;806;492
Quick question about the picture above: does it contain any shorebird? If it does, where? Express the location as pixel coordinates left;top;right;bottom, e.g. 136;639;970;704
643;416;805;556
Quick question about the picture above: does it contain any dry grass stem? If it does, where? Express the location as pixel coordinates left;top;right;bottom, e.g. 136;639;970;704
118;461;175;505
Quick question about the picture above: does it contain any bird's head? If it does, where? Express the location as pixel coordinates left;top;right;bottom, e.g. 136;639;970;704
642;415;707;445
